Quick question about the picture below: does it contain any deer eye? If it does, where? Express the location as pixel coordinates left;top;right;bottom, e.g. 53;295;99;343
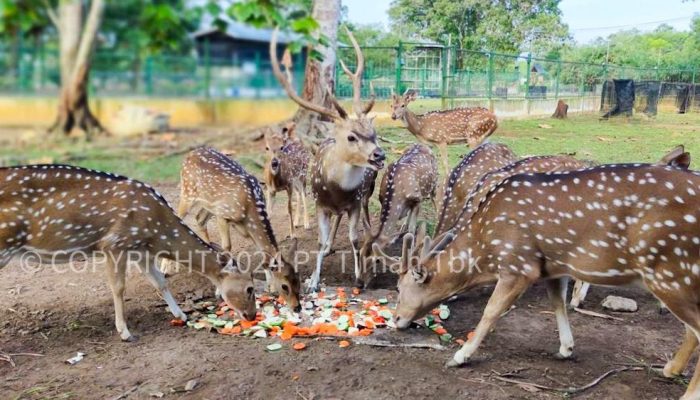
347;135;357;143
281;284;290;293
246;287;254;297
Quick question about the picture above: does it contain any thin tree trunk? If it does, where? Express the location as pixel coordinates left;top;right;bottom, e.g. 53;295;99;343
292;0;341;141
48;0;106;138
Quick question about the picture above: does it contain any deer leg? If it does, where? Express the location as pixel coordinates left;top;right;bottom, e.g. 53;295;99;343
265;188;275;215
192;208;211;242
216;216;231;251
310;209;332;292
293;187;302;227
143;258;187;321
362;196;371;232
569;280;590;308
301;185;310;230
407;205;419;235
287;188;296;239
348;207;362;285
325;214;342;255
104;255;135;342
446;274;532;367
664;325;699;378
546;277;574;359
176;197;192;219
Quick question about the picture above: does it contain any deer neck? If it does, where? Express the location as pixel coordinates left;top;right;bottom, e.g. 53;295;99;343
322;146;367;191
403;110;424;137
432;240;496;298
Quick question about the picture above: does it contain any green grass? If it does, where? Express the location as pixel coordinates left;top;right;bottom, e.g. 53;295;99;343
2;111;699;184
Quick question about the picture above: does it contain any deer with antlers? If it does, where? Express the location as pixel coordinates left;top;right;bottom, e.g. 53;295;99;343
177;147;301;311
271;28;385;291
434;143;517;236
394;161;700;399
391;90;498;175
359;143;438;287
0;164;256;341
263;122;311;239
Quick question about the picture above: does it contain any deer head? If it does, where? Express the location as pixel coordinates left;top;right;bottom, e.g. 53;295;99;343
394;228;457;329
658;145;691;169
390;89;417;121
213;248;257;321
268;239;302;311
270;27;385;171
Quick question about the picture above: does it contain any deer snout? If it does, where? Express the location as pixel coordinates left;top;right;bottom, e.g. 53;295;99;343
372;148;386;162
241;310;255;321
294;304;302;312
270;157;280;170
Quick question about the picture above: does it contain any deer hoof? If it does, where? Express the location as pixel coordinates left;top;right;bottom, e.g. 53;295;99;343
122;334;139;343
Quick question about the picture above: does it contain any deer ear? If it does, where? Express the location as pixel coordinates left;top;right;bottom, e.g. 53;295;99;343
405;89;417;102
411;263;429;284
285;123;296;140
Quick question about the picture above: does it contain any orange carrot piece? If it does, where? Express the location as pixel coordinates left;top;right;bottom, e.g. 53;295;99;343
434;327;448;335
467;331;476;341
170;319;186;327
293;342;306;351
338;340;351;348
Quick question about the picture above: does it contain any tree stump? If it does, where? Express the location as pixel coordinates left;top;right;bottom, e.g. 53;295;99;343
552;100;568;119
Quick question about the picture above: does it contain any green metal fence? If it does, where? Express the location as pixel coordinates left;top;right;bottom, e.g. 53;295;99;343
0;43;696;104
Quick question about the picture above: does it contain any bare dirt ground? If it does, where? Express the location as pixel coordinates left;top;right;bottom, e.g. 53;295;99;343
0;180;688;400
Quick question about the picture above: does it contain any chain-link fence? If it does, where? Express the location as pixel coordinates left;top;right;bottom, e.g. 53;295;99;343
0;42;697;112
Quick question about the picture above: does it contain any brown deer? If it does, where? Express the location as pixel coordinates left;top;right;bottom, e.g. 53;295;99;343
359;143;438;287
271;28;385;291
391;89;498;175
0;164;256;341
394;163;700;399
263;122;311;238
434;143;517;236
570;145;693;308
177;147;301;311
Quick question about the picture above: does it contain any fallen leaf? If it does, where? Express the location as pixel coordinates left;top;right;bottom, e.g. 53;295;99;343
184;379;198;391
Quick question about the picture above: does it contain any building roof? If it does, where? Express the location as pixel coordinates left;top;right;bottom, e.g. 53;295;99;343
192;20;298;44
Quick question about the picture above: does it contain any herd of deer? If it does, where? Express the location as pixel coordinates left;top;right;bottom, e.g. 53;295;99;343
1;28;699;399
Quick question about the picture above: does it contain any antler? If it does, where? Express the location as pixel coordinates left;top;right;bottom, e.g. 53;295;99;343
362;81;375;115
270;29;341;121
338;26;367;117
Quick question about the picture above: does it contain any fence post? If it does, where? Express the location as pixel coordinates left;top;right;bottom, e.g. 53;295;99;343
525;52;531;98
487;52;494;99
441;45;448;108
204;38;211;99
395;41;403;93
554;60;561;99
145;56;153;96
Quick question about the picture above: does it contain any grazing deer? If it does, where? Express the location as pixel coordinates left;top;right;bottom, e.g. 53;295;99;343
271;28;385;291
570;145;693;308
391;89;498;175
394;163;700;400
359;144;438;287
177;147;301;311
263;122;311;238
0;164;256;341
434;143;517;236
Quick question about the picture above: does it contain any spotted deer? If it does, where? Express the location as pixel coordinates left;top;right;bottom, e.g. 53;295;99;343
391;89;498;175
177;147;301;311
0;164;256;341
570;145;693;308
271;28;385;291
263;122;311;238
394;163;700;400
434;143;517;236
359;144;438;287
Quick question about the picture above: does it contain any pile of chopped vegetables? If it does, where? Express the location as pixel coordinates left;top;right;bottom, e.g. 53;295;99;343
176;287;455;349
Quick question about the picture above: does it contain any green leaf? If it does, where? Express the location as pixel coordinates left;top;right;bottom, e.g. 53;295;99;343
291;16;319;35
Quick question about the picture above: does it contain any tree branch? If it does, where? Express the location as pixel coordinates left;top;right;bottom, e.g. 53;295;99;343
43;0;60;30
70;0;105;84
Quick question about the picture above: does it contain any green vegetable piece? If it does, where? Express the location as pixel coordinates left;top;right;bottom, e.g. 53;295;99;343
266;343;283;351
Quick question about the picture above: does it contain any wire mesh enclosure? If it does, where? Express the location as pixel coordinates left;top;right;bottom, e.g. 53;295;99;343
0;42;696;114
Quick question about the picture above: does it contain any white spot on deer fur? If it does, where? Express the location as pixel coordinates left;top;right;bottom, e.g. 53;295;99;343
664;220;676;227
684;214;697;223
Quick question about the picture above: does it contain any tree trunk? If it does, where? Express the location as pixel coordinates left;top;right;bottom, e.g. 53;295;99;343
292;0;341;141
552;99;568;119
48;0;106;138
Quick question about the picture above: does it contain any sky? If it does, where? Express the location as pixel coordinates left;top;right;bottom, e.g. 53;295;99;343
345;0;700;43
